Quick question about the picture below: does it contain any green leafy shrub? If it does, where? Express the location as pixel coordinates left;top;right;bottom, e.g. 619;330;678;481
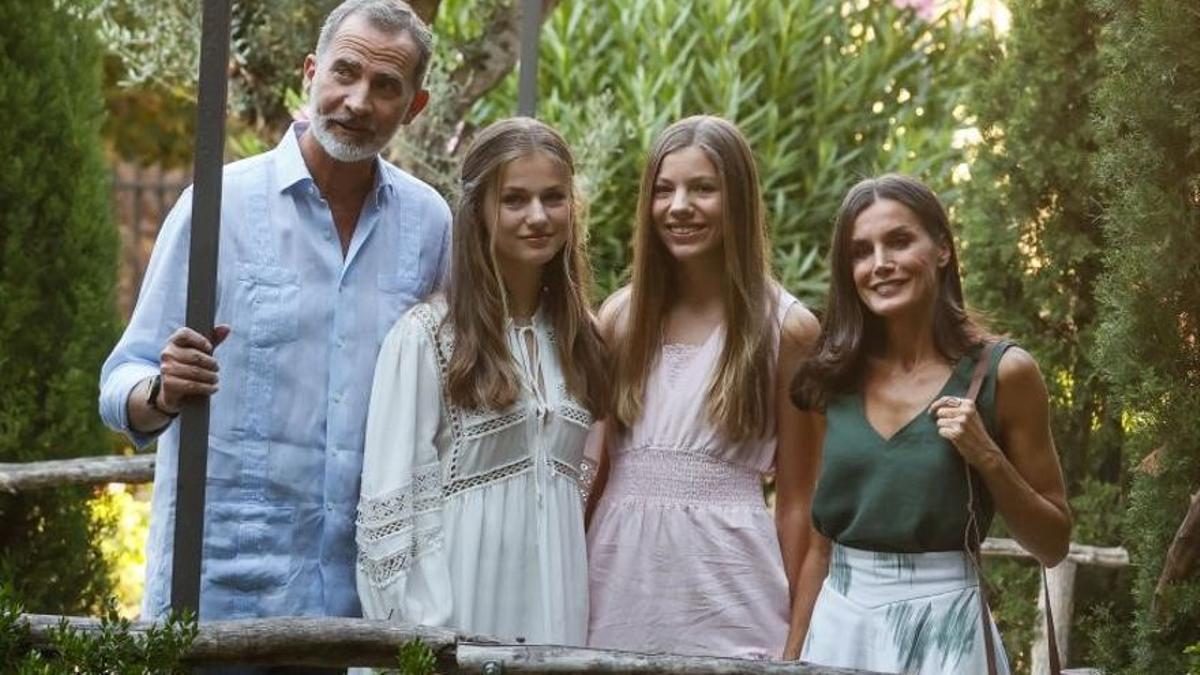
0;0;121;614
396;637;438;675
0;584;196;673
465;0;982;299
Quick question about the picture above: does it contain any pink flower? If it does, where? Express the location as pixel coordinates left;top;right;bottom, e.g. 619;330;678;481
892;0;936;20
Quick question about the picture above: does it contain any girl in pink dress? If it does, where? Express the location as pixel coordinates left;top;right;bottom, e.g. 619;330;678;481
585;115;824;659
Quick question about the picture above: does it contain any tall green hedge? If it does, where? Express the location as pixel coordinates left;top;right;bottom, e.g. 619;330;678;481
0;2;120;612
958;1;1126;667
1091;0;1200;671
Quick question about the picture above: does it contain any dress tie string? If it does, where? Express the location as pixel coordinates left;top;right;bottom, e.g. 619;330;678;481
512;322;549;505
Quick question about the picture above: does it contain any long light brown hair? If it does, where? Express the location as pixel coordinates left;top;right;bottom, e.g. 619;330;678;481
791;174;988;410
614;115;776;441
444;117;608;415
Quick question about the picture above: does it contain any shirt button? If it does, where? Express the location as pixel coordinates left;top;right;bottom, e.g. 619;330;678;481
333;393;343;403
324;503;334;512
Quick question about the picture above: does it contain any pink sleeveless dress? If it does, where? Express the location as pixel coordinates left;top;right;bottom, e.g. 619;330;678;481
586;291;798;659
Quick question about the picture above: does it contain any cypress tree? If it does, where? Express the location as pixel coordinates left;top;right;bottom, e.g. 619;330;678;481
0;2;120;611
959;1;1124;666
1091;0;1200;671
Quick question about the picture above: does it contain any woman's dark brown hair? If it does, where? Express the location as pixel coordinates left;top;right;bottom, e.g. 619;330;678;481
791;174;986;409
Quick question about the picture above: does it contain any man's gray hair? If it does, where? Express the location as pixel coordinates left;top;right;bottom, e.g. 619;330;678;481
316;0;434;87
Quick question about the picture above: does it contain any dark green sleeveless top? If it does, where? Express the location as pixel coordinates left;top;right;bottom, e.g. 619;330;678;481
811;341;1011;553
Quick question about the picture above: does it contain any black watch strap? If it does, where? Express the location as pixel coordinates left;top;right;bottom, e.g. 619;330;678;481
147;374;180;418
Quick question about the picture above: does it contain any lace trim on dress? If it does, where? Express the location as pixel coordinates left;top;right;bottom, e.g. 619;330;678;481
412;302;583;498
550;457;590;500
661;343;701;385
355;462;443;547
579;457;599;496
443;457;533;498
558;402;593;429
554;381;594;429
461;409;527;439
356;525;444;588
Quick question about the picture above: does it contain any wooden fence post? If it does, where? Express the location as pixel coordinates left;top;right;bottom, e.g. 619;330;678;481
1032;560;1077;675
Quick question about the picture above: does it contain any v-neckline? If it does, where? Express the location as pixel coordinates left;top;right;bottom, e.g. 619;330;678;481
858;355;971;445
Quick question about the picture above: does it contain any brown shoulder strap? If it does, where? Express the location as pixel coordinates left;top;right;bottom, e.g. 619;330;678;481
966;340;1061;675
1043;567;1062;674
966;342;1000;675
967;341;998;402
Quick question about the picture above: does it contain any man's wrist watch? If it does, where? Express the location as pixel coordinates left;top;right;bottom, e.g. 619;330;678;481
147;374;180;417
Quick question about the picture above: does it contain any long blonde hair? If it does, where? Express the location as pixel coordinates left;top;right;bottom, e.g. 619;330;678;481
614;115;775;441
445;117;608;415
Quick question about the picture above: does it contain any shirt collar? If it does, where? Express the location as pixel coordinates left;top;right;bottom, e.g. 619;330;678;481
273;121;397;201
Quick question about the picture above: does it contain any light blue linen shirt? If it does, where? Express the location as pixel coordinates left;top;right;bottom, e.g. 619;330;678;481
99;123;450;620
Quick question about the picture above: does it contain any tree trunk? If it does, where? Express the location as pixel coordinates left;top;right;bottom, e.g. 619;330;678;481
1152;489;1200;618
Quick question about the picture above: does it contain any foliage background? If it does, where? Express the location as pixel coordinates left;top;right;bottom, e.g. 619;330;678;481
6;0;1195;670
0;0;121;615
956;0;1126;668
1089;0;1200;670
96;0;981;302
410;0;982;299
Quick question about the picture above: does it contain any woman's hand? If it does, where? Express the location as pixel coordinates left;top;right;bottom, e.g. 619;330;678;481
928;395;1004;470
929;348;1072;567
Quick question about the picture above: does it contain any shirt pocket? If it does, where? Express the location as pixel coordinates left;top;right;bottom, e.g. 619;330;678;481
203;502;296;593
376;272;418;342
237;263;301;346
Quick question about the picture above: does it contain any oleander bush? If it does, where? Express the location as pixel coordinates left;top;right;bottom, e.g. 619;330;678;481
439;0;985;299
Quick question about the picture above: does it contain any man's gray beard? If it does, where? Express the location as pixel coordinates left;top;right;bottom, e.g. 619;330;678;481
309;111;391;163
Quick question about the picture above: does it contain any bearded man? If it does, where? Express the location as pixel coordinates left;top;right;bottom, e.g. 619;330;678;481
99;0;450;632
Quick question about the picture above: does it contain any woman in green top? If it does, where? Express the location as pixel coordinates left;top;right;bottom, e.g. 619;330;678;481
784;175;1071;673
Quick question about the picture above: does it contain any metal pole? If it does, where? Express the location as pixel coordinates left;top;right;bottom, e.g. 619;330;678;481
171;0;232;615
517;0;541;117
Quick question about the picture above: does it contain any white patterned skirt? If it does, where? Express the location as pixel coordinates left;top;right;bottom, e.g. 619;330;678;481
801;543;1011;675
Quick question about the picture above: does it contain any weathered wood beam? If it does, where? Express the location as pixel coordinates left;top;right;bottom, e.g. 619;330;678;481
20;616;889;672
0;455;154;493
982;537;1130;568
456;643;885;674
22;615;468;669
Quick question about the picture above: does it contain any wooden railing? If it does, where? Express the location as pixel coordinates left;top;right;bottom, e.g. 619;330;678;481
18;614;1103;673
3;455;1120;674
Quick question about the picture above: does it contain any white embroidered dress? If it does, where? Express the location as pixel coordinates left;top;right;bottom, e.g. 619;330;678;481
355;299;593;645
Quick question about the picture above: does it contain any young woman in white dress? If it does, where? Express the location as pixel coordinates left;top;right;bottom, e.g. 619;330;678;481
355;117;607;645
